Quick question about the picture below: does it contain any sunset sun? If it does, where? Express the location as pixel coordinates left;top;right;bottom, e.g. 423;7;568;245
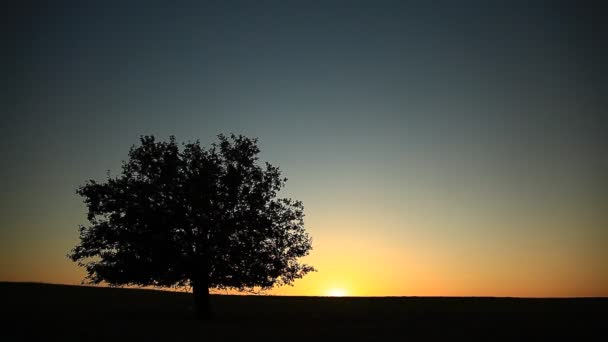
327;288;347;297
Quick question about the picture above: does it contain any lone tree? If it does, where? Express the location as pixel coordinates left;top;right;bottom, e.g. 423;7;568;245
69;134;314;317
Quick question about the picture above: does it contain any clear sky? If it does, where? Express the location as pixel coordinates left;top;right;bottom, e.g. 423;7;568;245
3;1;606;297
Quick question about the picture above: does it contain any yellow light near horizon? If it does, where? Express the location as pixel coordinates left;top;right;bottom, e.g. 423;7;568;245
327;288;347;297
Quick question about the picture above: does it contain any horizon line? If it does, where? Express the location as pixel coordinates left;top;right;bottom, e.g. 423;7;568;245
3;281;606;299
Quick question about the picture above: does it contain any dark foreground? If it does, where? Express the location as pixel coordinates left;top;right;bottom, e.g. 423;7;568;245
1;282;606;340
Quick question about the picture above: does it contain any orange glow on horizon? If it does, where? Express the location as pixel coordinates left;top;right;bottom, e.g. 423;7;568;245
2;209;607;298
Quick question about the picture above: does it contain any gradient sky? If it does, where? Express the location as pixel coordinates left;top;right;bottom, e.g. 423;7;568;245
3;1;607;297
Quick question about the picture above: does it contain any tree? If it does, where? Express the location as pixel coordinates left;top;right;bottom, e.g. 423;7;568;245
69;134;314;317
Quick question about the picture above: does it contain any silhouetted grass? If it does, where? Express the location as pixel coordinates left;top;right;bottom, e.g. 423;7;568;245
2;282;605;340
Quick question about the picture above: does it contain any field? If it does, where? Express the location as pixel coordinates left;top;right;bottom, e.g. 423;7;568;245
2;282;605;340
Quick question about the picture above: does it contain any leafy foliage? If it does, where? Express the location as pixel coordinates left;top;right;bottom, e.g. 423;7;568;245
69;134;314;293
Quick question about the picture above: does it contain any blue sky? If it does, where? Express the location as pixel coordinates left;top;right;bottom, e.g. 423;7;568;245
3;1;606;296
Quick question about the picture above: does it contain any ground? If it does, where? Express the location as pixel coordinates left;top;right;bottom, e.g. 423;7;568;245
1;282;605;340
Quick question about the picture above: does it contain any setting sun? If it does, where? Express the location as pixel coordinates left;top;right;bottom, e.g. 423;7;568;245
326;288;347;297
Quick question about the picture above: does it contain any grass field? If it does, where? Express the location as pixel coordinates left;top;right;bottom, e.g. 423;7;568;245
2;282;605;340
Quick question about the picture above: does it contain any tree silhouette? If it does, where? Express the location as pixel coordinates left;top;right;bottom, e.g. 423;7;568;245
69;134;314;317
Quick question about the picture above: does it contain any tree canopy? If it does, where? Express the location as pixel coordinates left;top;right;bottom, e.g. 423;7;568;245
69;134;314;314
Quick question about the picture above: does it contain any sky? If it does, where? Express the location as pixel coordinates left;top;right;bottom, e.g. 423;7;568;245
3;0;607;297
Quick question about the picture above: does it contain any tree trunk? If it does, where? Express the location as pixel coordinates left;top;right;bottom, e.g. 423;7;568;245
193;279;211;319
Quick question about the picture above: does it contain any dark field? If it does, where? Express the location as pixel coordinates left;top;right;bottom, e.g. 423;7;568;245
2;282;605;340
